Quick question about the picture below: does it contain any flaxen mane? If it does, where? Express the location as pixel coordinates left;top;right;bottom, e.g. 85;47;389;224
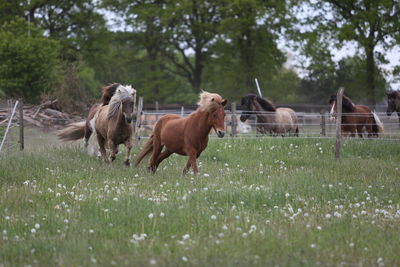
197;91;224;111
107;85;136;118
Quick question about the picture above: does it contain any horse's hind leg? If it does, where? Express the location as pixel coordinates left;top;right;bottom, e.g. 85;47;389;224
155;149;173;169
149;138;163;173
84;124;92;148
357;125;364;138
123;139;133;166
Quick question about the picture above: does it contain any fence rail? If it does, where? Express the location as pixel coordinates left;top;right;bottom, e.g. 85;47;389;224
133;107;400;142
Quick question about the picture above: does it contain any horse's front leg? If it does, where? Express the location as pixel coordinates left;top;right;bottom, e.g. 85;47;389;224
123;139;133;166
182;152;198;175
108;140;119;162
97;134;108;163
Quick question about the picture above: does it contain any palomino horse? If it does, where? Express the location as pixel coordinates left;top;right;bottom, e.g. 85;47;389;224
57;83;122;147
135;91;227;174
58;84;136;165
329;95;384;137
387;90;400;127
240;94;298;136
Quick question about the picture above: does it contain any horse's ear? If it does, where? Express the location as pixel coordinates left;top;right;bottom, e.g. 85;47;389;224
221;99;227;106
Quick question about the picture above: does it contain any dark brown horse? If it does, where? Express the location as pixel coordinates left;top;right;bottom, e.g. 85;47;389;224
58;84;136;165
135;91;227;174
329;95;384;137
387;90;400;127
58;83;121;147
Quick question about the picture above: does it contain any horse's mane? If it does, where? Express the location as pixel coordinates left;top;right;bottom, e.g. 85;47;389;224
197;91;224;111
108;85;136;118
329;94;355;112
387;90;400;100
101;83;121;105
256;96;276;112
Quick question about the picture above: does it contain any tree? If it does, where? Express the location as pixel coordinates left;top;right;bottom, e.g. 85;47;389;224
155;0;224;93
102;0;179;101
205;0;288;100
335;56;389;102
0;18;61;102
293;0;400;106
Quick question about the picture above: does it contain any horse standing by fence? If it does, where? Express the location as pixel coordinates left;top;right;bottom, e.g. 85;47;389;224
240;94;298;136
329;95;384;137
58;84;136;165
135;91;227;174
387;90;400;127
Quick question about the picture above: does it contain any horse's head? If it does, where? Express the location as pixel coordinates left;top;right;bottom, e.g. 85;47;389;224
210;98;227;138
240;94;257;122
122;97;135;124
387;90;400;116
198;91;227;138
108;85;137;124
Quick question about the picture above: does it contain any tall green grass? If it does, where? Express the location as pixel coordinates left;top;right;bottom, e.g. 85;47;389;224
1;138;399;266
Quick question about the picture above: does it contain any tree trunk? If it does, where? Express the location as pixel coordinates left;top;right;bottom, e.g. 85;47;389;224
192;48;204;93
147;51;160;98
365;46;376;107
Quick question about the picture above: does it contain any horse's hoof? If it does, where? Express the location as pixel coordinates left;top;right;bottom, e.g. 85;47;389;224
124;160;131;167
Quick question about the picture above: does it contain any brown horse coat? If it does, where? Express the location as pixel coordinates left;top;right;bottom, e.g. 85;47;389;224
329;95;384;137
135;91;227;174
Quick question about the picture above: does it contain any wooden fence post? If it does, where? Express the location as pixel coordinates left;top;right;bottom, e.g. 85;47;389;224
335;87;344;159
135;96;144;147
320;110;326;136
19;100;24;150
155;101;159;121
231;102;237;137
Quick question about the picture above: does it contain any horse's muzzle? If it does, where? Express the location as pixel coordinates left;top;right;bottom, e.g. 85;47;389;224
125;117;133;124
217;130;225;138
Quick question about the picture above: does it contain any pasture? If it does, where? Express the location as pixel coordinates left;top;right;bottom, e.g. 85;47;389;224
1;137;400;266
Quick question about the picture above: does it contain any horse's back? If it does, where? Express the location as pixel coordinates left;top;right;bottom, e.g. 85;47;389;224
155;114;186;137
276;107;298;133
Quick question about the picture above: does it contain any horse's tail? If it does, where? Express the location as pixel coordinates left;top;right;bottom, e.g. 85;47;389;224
57;121;86;142
135;135;154;167
372;111;384;137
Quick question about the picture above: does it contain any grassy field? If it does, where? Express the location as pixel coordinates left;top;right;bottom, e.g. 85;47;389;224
1;137;400;266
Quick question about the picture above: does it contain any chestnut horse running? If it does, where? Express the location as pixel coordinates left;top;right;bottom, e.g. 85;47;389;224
135;91;227;174
329;94;384;137
58;84;136;165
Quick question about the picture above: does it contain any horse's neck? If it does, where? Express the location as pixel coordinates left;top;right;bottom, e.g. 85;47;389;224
190;110;212;137
254;101;275;121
